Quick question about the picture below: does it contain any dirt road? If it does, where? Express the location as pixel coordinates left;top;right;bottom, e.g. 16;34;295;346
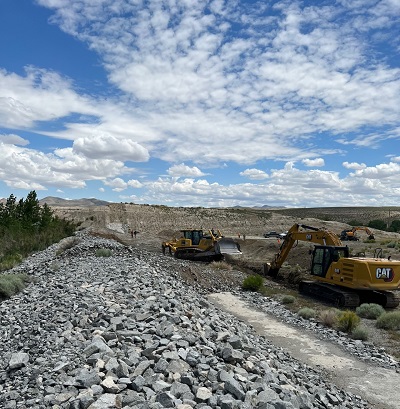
208;292;400;409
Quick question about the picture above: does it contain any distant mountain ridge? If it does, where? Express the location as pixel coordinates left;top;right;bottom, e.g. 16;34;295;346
39;197;110;207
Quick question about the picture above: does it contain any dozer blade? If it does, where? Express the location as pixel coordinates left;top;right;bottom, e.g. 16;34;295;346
217;238;242;255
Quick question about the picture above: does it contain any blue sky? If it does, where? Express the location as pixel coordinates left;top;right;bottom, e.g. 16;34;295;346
0;0;399;208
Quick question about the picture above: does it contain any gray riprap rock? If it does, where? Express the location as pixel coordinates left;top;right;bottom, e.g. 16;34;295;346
75;368;102;388
196;386;212;401
83;335;114;357
0;232;380;409
8;352;29;370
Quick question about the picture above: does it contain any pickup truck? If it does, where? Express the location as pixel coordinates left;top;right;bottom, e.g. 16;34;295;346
263;231;280;238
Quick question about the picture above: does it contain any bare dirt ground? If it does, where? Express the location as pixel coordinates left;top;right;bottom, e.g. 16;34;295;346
53;204;400;360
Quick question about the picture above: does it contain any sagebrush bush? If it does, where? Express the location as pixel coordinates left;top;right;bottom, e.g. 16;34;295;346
336;310;360;333
386;241;397;248
319;308;339;327
297;307;316;320
242;275;263;291
0;253;23;271
356;303;385;319
95;248;113;257
376;311;400;330
351;326;369;341
281;295;295;304
0;274;29;298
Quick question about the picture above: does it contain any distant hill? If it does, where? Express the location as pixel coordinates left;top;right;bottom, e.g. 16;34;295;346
39;197;110;207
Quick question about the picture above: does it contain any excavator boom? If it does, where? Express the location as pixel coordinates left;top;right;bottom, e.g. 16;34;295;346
268;224;341;277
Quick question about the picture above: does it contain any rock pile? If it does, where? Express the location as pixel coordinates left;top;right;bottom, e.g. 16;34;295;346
0;232;380;408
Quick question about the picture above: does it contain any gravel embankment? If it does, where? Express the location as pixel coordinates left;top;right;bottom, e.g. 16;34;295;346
0;232;395;408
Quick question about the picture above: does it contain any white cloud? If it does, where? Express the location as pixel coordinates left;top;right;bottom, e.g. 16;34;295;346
0;67;98;129
104;178;128;192
127;179;143;188
102;177;143;192
167;163;206;178
342;161;367;170
350;162;400;179
1;1;400;207
0;143;130;190
240;168;269;180
302;158;325;167
73;133;150;162
0;133;29;146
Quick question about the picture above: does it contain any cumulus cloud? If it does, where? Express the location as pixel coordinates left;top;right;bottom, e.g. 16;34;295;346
0;133;29;146
73;133;149;162
343;161;367;170
302;158;325;167
240;168;269;180
167;163;206;178
127;179;143;188
0;143;130;190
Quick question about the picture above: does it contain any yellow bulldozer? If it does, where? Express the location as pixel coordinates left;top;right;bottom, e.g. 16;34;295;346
266;223;400;308
162;228;241;262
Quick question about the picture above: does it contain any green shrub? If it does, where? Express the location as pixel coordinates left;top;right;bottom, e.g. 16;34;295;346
351;326;369;341
386;242;397;248
297;307;317;320
319;308;339;327
0;274;29;298
376;311;400;330
336;310;360;333
281;295;295;304
95;248;113;257
242;275;264;291
356;303;385;319
0;253;23;271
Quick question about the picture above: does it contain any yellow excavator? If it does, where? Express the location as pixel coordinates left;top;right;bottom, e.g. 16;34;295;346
340;226;375;241
162;228;242;262
266;223;400;308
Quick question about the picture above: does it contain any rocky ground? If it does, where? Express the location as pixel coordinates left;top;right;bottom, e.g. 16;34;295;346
1;230;399;408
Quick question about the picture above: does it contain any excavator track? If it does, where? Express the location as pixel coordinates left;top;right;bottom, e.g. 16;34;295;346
358;290;400;309
299;281;360;308
299;281;400;308
173;247;224;262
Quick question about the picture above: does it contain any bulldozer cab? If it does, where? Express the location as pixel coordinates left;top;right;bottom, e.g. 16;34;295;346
310;245;349;278
181;229;204;245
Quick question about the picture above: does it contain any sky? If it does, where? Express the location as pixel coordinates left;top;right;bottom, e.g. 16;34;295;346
0;0;400;209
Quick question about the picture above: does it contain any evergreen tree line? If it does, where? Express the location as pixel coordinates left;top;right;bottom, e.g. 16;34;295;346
0;191;76;271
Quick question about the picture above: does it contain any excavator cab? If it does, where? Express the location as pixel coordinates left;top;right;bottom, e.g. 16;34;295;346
310;245;349;278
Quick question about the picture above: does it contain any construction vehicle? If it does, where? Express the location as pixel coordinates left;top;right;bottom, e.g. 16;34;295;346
340;226;375;241
162;229;241;262
266;223;400;308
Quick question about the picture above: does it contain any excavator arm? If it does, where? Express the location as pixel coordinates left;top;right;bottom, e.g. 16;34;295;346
267;224;342;278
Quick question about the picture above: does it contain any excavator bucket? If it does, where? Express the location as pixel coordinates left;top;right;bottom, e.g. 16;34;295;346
216;238;242;255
